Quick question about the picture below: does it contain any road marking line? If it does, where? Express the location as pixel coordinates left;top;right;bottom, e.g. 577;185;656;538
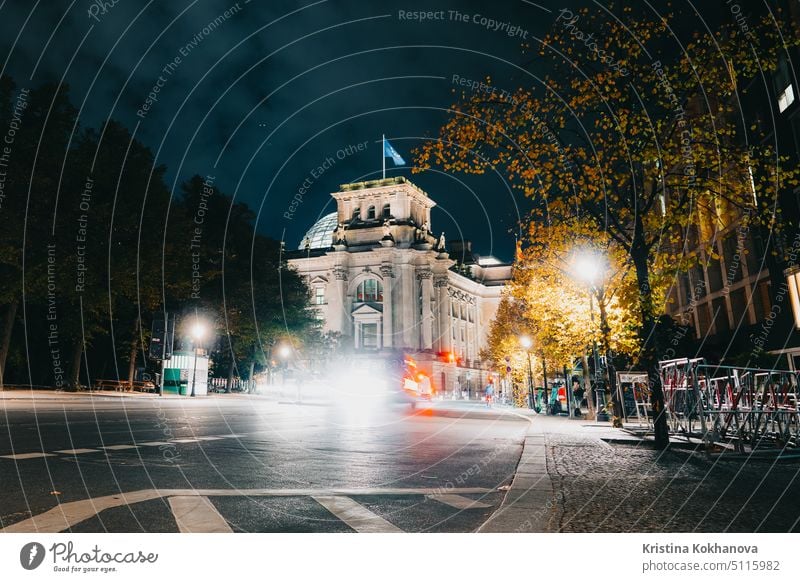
137;441;172;446
428;494;491;510
168;496;233;533
215;434;246;438
0;452;56;460
0;488;491;533
102;445;138;451
170;438;201;443
195;436;223;441
312;496;403;533
54;449;101;455
0;490;161;533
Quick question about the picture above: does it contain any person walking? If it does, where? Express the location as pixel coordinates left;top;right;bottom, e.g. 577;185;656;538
484;382;495;408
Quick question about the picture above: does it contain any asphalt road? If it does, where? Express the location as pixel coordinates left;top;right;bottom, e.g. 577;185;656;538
0;395;528;533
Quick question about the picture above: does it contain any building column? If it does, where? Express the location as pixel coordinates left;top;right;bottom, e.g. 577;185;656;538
434;275;450;352
380;264;394;348
398;263;415;349
418;268;433;350
331;265;348;336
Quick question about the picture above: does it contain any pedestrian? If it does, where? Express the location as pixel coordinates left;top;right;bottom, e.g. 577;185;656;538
484;383;495;408
572;375;584;417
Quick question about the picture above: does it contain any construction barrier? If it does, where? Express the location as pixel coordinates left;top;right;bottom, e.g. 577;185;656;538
659;358;800;450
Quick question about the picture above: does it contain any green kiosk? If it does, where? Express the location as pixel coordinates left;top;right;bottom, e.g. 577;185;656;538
161;350;209;396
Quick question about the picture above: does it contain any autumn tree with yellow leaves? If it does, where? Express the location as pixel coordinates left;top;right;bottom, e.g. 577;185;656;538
417;5;800;446
482;219;642;417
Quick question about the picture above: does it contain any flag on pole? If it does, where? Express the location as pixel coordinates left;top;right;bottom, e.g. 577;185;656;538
383;137;406;166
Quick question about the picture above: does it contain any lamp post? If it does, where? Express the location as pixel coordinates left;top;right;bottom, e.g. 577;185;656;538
574;252;610;422
520;335;535;411
189;320;207;398
277;343;292;398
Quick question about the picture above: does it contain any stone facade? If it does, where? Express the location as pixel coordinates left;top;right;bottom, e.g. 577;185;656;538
287;177;511;394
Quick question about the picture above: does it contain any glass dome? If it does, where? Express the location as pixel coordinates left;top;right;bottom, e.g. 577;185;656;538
298;212;338;250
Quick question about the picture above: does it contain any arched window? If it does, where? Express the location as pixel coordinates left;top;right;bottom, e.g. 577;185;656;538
356;278;383;302
382;204;391;219
352;208;361;221
367;205;376;220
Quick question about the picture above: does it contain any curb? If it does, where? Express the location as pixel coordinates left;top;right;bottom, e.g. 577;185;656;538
478;415;556;533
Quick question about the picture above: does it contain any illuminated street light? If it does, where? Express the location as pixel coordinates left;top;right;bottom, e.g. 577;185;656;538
191;321;207;342
573;251;606;287
189;319;208;398
571;250;610;422
278;344;292;359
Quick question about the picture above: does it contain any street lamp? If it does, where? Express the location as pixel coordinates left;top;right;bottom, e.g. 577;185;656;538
519;335;536;411
278;344;292;360
190;320;207;398
572;251;610;422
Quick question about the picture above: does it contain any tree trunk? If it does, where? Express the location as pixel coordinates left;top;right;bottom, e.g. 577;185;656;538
0;299;19;389
631;226;669;448
69;342;83;390
248;360;256;393
598;289;623;426
226;360;234;393
127;316;141;385
582;354;595;418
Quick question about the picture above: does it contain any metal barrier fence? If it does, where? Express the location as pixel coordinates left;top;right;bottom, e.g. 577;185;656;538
659;358;800;450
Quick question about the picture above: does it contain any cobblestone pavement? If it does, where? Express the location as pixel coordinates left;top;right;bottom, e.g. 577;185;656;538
541;418;800;532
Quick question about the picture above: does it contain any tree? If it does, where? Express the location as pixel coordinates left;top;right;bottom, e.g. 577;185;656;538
482;219;641;418
417;5;800;447
177;176;317;390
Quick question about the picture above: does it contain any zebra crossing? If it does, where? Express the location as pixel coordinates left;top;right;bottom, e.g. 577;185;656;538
0;487;500;533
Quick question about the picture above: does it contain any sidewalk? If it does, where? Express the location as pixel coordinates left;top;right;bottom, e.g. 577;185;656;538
0;389;280;401
479;411;638;532
0;389;185;400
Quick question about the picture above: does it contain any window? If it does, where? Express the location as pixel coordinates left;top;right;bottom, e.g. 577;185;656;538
367;205;376;220
356;279;383;302
361;323;379;349
690;264;706;299
730;288;748;324
712;297;730;335
696;304;711;337
382;204;391;219
314;287;325;305
778;84;795;113
352;208;361;221
775;56;795;113
706;256;723;293
722;235;743;283
753;280;772;322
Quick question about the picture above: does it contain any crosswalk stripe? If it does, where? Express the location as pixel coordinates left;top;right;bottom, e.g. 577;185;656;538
54;448;101;455
1;488;492;533
428;494;491;510
168;496;233;533
312;496;403;533
0;452;56;460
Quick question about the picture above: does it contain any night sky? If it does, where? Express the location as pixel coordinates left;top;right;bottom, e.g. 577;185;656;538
0;0;575;261
0;0;725;262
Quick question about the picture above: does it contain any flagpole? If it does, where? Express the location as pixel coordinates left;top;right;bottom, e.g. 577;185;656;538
382;134;386;179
